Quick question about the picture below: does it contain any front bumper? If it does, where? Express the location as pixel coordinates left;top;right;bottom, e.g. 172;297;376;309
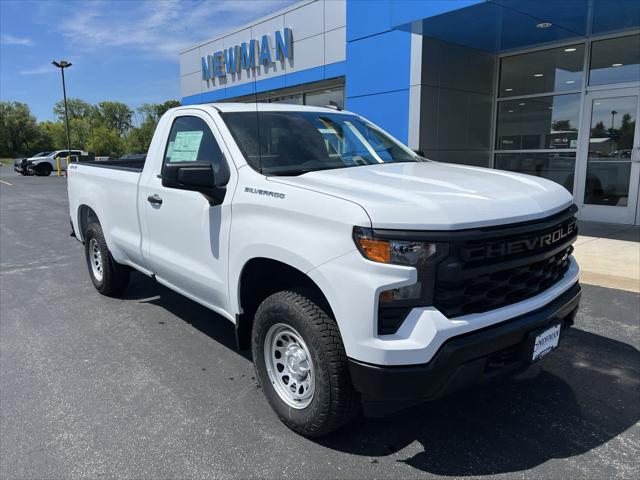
14;161;34;175
348;281;581;415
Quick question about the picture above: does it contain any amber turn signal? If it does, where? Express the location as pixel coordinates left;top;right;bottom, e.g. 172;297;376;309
356;237;390;263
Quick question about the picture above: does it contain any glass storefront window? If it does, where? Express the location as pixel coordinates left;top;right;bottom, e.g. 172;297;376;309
304;87;344;109
584;95;637;206
496;94;581;150
499;45;584;97
268;93;303;105
589;34;640;86
495;152;576;192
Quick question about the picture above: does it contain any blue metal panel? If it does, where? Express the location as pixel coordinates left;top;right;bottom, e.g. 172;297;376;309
324;60;346;80
346;0;392;41
417;1;586;52
498;5;584;51
226;82;256;98
255;75;286;92
182;93;202;105
199;89;228;103
419;2;501;52
346;89;410;143
492;0;588;36
181;61;347;104
346;29;411;98
285;65;325;87
395;0;639;53
390;0;485;29
592;0;640;34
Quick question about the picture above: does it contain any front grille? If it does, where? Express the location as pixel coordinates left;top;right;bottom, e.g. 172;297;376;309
432;207;577;318
435;245;572;317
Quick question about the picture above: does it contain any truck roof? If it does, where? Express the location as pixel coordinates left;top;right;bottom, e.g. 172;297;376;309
173;103;352;115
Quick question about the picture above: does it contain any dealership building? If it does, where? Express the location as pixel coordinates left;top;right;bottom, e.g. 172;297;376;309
180;0;640;225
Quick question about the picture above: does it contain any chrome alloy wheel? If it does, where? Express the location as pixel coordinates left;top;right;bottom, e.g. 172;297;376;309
264;323;315;409
89;238;104;282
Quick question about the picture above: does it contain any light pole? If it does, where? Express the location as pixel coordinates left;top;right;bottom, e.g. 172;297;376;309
52;60;72;175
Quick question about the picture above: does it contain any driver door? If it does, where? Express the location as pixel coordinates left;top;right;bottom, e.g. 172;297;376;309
140;110;236;315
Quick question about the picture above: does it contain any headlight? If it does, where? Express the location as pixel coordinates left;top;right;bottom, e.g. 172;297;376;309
352;227;436;267
353;227;441;335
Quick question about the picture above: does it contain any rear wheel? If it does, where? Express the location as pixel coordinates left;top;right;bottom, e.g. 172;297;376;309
84;223;130;295
252;290;359;437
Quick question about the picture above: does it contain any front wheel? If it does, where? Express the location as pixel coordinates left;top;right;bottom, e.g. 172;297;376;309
84;223;130;295
252;291;359;437
35;163;52;176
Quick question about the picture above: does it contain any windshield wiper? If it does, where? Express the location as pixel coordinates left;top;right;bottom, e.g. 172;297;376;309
266;165;348;176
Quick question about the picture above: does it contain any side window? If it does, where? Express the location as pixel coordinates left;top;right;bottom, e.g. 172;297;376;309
55;151;78;161
163;115;228;179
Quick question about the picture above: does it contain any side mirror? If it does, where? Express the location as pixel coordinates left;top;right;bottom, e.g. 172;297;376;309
162;162;226;205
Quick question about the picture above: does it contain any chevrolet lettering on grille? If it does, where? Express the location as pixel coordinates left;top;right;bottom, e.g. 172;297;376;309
463;221;577;261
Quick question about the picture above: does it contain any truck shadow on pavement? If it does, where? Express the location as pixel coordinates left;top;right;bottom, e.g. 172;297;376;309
318;328;640;476
122;273;638;476
123;272;252;361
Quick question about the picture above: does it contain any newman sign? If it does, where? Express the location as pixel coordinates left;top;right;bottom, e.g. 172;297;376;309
201;28;293;82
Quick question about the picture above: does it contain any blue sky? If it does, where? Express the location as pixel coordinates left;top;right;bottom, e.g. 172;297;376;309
0;0;295;121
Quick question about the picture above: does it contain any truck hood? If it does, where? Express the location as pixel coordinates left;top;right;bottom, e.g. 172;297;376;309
271;162;574;230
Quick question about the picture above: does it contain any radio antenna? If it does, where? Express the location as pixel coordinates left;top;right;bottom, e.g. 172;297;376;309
252;40;263;175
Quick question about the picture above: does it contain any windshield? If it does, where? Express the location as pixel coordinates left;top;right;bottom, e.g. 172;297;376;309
220;111;422;175
32;151;52;157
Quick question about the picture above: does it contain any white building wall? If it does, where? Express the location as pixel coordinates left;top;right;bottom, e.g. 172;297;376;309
179;0;346;99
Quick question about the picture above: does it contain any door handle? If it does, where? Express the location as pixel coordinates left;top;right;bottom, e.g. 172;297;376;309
147;194;163;205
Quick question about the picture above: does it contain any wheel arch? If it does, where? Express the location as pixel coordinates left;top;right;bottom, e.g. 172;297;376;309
235;257;336;351
77;204;100;243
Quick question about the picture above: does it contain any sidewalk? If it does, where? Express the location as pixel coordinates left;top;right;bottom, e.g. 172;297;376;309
573;221;640;293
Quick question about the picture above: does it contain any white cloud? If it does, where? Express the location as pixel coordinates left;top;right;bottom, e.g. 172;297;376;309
1;34;34;46
60;0;295;59
19;66;55;75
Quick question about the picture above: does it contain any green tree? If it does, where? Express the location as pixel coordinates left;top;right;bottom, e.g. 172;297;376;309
0;98;179;158
551;120;575;131
97;101;133;136
138;100;181;123
157;99;181;118
592;121;607;137
619;113;635;150
53;98;96;122
0;101;40;156
87;125;124;157
131;100;180;152
32;121;64;152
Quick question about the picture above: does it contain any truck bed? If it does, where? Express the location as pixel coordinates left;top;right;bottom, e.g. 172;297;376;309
68;157;144;265
78;155;146;172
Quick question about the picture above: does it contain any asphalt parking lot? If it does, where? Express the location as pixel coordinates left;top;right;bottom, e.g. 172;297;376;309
1;167;639;479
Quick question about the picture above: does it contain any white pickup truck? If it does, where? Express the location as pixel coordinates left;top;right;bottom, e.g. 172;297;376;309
68;103;581;437
15;149;90;176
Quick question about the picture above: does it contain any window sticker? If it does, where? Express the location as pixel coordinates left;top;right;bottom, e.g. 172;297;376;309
166;141;175;160
171;131;203;162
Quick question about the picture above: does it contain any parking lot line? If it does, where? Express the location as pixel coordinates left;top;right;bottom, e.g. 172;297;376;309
0;179;13;186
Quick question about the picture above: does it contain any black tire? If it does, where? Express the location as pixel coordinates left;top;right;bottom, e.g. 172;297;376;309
252;290;359;437
36;163;52;176
84;222;130;295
